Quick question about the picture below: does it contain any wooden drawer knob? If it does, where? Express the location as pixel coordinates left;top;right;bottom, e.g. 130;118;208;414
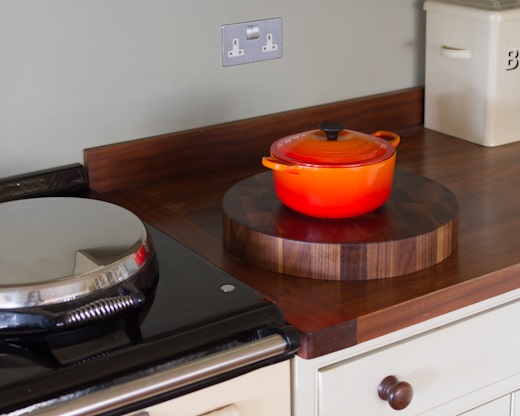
378;375;413;410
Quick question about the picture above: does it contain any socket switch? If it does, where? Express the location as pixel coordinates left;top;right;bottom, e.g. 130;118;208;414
222;18;282;67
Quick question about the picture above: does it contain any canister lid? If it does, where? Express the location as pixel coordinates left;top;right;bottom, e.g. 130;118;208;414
425;0;520;10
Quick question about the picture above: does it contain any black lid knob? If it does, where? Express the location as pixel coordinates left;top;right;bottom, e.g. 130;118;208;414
319;122;346;140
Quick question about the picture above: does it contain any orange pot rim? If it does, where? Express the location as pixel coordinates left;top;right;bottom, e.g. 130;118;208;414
270;124;400;168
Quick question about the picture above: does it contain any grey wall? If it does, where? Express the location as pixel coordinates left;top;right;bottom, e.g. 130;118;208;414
0;1;426;177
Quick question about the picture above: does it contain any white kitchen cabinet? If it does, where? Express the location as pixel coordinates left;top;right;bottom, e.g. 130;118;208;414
126;360;291;416
460;388;520;415
460;393;511;415
293;289;520;416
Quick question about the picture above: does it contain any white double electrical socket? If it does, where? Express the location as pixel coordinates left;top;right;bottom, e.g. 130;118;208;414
222;18;282;67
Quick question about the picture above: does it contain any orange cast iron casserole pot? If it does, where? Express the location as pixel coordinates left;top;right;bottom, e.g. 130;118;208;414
262;122;400;218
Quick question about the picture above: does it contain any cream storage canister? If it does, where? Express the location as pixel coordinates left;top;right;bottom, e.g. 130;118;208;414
424;0;520;147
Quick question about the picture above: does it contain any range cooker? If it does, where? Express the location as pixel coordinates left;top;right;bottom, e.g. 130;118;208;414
0;164;300;416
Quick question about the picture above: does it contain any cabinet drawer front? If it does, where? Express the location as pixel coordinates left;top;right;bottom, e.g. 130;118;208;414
319;301;520;415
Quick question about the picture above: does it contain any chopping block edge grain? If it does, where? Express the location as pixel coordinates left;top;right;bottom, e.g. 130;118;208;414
222;170;459;281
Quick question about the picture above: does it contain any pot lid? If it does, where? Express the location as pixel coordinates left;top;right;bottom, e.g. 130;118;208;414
270;122;399;167
0;197;151;309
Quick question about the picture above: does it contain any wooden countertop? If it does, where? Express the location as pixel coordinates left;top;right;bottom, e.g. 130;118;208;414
85;88;520;359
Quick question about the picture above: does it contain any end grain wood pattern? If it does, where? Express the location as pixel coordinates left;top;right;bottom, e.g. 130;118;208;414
223;170;459;280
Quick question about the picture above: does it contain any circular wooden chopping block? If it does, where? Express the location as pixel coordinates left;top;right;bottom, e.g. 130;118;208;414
222;170;459;280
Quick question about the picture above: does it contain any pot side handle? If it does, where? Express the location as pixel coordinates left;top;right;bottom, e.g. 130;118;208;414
371;131;400;148
262;156;300;172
